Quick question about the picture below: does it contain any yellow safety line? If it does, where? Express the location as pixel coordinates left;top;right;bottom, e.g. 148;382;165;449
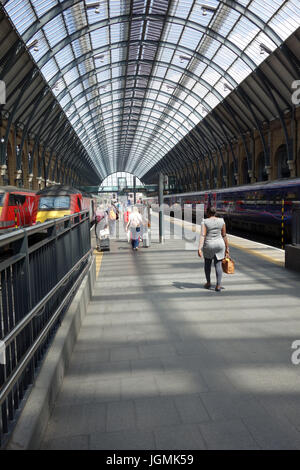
227;241;284;267
93;250;103;278
168;216;285;267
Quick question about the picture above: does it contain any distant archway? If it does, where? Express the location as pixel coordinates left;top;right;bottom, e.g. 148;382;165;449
219;165;224;188
275;144;290;178
99;172;145;194
256;152;268;182
242;158;250;184
229;162;236;186
210;168;216;189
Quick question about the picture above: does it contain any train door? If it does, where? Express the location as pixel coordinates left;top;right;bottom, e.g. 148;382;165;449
25;194;36;225
204;193;211;212
212;192;217;208
9;193;26;227
77;195;82;212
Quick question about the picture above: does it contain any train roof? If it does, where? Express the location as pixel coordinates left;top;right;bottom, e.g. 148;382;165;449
36;185;82;196
164;178;300;199
0;185;36;193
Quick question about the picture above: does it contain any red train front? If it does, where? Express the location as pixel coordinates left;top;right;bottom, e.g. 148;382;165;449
35;185;94;224
0;186;37;230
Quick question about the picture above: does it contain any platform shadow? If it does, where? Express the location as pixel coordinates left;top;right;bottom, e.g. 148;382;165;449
172;281;201;289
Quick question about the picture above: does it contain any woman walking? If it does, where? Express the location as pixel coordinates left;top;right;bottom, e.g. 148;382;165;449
198;206;229;291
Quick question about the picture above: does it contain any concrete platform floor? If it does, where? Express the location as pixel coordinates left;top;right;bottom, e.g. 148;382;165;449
40;223;300;450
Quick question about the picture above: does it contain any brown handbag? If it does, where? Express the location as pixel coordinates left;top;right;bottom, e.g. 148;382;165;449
222;257;235;274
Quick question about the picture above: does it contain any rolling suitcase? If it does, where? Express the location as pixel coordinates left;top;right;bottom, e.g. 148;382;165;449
100;237;110;251
99;228;110;252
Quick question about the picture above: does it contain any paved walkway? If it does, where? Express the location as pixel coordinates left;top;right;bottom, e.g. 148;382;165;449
40;219;300;450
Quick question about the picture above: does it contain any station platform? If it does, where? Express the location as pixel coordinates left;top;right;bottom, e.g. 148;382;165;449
39;219;300;450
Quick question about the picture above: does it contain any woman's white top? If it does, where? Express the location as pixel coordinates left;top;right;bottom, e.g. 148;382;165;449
202;217;226;260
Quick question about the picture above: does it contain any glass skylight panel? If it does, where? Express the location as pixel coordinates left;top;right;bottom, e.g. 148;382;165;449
244;32;276;64
26;31;49;61
31;0;58;18
179;26;203;49
55;44;74;68
215;9;241;38
3;0;300;179
70;83;83;99
76;96;87;108
269;1;300;40
190;2;214;24
227;58;252;84
199;40;220;60
189;113;200;125
99;69;110;81
110;22;122;43
5;0;35;34
184;94;201;109
227;17;259;50
109;0;123;17
43;14;67;47
248;0;280;22
205;92;221;108
59;93;72;108
63;68;79;86
213;45;237;70
194;81;209;98
111;48;122;63
64;5;87;35
90;27;109;49
41;58;59;81
164;21;184;44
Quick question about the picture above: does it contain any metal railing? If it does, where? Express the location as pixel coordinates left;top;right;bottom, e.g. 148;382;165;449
0;211;92;448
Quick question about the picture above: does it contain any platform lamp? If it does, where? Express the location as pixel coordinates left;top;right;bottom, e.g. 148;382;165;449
28;39;39;52
94;54;105;62
198;3;217;16
179;55;191;63
259;43;272;55
86;2;101;14
223;82;234;92
0;135;7;183
15;145;22;187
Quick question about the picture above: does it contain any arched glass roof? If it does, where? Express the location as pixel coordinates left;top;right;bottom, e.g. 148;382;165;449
99;171;144;190
2;0;300;180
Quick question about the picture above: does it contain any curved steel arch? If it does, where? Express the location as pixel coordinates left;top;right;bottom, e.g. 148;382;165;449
69;90;243;166
49;39;240;92
16;0;283;52
24;12;264;74
55;58;225;110
71;97;196;138
2;0;299;182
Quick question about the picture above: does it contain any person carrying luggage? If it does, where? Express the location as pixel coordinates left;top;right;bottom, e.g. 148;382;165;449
95;205;108;251
126;206;143;251
198;206;229;292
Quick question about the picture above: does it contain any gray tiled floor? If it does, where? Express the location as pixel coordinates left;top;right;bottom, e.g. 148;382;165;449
40;226;300;450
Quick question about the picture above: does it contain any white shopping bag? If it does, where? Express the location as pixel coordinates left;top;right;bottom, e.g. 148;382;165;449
100;228;110;238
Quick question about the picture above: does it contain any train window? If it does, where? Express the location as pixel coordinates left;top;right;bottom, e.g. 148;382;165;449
77;197;82;210
255;191;265;200
8;194;16;205
39;196;70;209
286;192;297;201
14;194;26;205
0;193;4;206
